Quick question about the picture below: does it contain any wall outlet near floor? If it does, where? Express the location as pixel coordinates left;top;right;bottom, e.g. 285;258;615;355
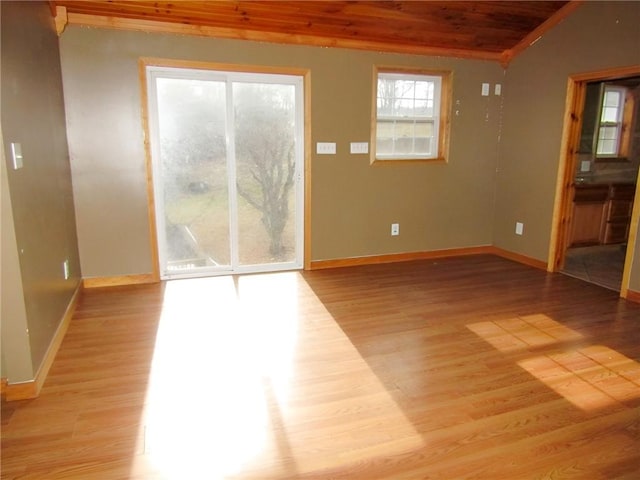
515;222;524;236
63;259;70;280
391;223;400;236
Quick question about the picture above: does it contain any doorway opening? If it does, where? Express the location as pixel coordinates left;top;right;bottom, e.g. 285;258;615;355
145;64;307;279
550;66;640;295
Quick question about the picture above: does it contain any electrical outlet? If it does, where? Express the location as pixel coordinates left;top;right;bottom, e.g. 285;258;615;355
63;259;70;280
515;222;524;236
391;223;399;236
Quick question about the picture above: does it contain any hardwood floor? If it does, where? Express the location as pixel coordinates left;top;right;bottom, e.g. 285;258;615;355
2;255;639;479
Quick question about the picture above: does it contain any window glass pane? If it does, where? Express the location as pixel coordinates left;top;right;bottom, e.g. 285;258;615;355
376;119;435;157
599;126;618;141
414;81;431;100
397;80;415;99
376;71;443;159
414;121;433;137
597;125;619;155
601;89;621;122
377;78;395;96
377;120;395;138
603;90;620;107
414;100;432;116
601;106;619;123
378;75;437;119
415;122;433;155
415;137;431;154
595;86;626;157
597;139;617;155
395;137;413;155
376;121;394;155
377;99;392;117
234;82;297;265
156;78;230;270
377;78;395;116
397;99;413;115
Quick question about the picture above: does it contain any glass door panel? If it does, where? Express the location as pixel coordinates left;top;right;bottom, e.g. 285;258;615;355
149;67;303;279
155;77;231;276
233;82;297;267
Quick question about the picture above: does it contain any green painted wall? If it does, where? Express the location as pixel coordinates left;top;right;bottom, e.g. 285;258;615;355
59;27;504;277
494;0;640;289
1;1;81;382
1;133;32;382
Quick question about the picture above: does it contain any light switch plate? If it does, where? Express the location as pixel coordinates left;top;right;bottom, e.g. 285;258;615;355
11;142;23;170
494;84;502;96
481;83;490;96
350;142;369;154
580;160;591;172
515;222;524;236
316;142;336;155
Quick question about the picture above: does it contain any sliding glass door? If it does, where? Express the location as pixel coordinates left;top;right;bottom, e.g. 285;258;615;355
147;66;304;279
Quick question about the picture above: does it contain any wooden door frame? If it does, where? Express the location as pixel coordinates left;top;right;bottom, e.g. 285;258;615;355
548;65;640;298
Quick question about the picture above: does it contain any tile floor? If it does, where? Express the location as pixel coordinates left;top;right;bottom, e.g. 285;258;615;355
562;244;628;291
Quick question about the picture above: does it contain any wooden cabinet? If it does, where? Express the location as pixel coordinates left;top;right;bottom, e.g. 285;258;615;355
603;184;635;244
568;185;608;247
568;183;635;247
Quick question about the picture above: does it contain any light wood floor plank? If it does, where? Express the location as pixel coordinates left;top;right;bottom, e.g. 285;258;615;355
2;255;639;479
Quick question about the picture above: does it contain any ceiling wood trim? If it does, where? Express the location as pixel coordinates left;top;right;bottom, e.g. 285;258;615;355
54;6;68;36
63;12;504;62
500;0;583;66
53;1;580;65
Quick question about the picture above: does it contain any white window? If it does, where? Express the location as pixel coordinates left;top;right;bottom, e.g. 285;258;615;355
596;85;626;158
373;68;451;162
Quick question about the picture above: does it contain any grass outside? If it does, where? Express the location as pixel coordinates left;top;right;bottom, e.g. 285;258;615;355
164;165;295;267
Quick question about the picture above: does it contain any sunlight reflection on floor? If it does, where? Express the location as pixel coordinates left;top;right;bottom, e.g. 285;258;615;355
466;313;583;352
134;272;423;479
468;314;640;411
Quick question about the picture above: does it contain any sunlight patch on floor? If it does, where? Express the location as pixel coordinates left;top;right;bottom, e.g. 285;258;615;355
519;345;640;411
133;271;423;479
467;314;640;411
466;313;583;352
142;275;272;478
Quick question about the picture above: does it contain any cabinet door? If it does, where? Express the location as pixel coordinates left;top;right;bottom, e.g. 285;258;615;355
603;199;633;244
607;200;633;220
603;222;630;244
569;202;607;246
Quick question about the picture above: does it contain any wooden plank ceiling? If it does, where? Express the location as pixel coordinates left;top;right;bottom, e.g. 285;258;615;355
51;1;577;63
